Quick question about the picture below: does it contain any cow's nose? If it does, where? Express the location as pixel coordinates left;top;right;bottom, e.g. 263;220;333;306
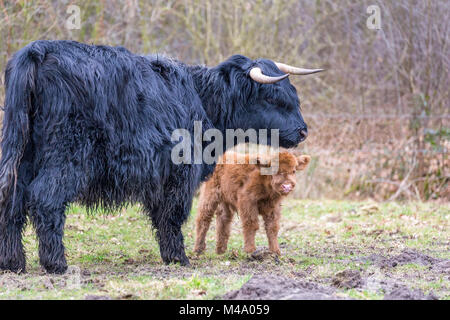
299;127;308;141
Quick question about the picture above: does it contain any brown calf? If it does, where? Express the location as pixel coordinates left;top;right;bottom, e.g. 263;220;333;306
194;150;310;255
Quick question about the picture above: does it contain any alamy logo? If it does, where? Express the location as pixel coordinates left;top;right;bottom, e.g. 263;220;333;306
366;5;381;30
66;265;81;289
66;5;81;30
171;121;280;175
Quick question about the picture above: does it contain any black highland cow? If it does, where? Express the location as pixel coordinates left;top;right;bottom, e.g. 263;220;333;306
0;40;322;273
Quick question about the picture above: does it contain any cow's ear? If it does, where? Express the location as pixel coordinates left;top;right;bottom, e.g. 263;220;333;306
296;155;311;170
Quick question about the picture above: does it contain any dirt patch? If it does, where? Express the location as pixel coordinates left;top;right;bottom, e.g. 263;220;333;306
84;294;112;300
364;269;439;300
0;270;82;291
248;247;280;263
431;260;450;275
332;269;363;289
360;249;440;268
383;284;438;300
222;275;346;300
221;247;448;300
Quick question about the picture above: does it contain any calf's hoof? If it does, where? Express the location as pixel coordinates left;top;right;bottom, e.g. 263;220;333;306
193;244;205;255
244;246;257;254
215;247;227;255
270;249;281;256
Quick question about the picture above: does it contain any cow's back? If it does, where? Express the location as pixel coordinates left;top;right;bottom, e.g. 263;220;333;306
22;40;206;208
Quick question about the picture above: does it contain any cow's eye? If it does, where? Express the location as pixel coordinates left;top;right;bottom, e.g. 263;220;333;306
292;170;296;174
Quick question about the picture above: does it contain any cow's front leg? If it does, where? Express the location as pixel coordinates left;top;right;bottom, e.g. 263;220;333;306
155;211;190;266
146;168;199;266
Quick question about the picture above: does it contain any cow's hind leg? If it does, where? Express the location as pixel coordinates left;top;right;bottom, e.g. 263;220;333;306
0;210;26;273
0;160;33;273
28;167;81;274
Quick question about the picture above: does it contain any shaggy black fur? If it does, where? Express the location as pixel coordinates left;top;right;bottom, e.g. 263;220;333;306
0;40;308;273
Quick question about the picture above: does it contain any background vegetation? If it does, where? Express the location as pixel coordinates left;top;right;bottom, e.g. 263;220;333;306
0;1;448;301
0;0;448;201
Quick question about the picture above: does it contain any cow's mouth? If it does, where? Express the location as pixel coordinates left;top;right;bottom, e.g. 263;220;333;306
279;130;306;148
279;138;300;149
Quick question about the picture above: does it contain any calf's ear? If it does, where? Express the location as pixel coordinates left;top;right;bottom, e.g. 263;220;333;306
255;155;272;168
296;155;311;170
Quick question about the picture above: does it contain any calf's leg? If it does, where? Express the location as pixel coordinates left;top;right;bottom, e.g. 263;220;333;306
237;200;260;254
215;204;234;254
261;206;282;255
194;185;219;254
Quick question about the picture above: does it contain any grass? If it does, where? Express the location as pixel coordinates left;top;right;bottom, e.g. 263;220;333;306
0;199;448;300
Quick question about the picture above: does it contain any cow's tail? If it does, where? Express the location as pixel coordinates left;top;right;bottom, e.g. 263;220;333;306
0;42;45;216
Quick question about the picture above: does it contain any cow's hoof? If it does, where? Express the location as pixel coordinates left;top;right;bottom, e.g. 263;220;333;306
174;256;191;267
0;262;26;274
164;255;191;267
0;256;26;274
179;257;191;267
42;262;68;274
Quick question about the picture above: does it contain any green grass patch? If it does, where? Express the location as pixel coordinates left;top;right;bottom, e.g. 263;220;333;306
0;199;448;300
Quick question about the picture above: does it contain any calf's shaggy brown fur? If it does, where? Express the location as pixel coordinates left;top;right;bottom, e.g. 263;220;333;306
194;150;310;255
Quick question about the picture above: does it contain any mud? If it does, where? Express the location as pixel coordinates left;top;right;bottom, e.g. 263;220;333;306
364;269;438;300
223;275;346;300
84;294;112;300
221;247;449;300
383;284;438;300
332;270;363;289
1;246;447;300
431;260;450;275
360;249;440;268
248;247;280;263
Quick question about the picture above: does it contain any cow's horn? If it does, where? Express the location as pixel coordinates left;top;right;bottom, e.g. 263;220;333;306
249;67;289;84
275;62;324;75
